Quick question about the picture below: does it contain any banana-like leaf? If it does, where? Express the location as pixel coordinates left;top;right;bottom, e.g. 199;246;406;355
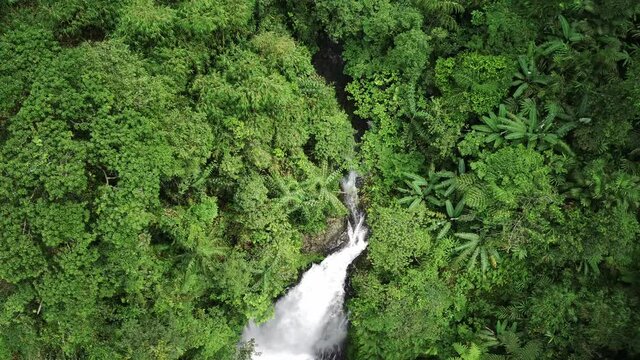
505;132;525;140
436;178;455;189
541;40;567;55
473;124;494;133
498;126;527;136
517;56;529;76
438;171;456;178
410;181;422;195
454;198;466;217
498;104;508;117
398;195;417;204
513;83;529;98
443;184;456;197
557;140;575;156
501;115;527;128
408;197;423;211
426;195;443;207
569;33;584;42
556;122;577;136
468;247;480;271
484;133;501;144
454;232;480;241
559;15;571;40
481;247;488;273
424;184;435;196
404;172;428;185
482;114;500;130
533;77;549;85
528;105;538;129
446;200;454;217
437;222;452;240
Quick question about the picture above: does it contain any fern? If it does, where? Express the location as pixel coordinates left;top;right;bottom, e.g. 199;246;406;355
464;185;489;210
453;232;500;274
414;0;464;30
456;173;478;191
496;302;528;322
449;342;483;360
483;322;543;360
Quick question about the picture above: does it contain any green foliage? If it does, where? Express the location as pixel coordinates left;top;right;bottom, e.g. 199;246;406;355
0;26;60;119
349;267;453;359
2;0;640;359
414;0;464;31
41;0;126;40
407;95;468;158
435;52;514;115
470;1;537;54
511;52;552;99
454;232;500;274
116;0;177;47
0;4;354;357
449;342;483;360
367;206;431;277
398;165;458;210
194;32;353;176
486;331;542;360
467;100;575;156
176;0;254;39
564;158;640;210
358;107;425;203
470;145;556;211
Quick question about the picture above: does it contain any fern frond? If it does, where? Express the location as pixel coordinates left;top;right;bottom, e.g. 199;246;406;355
465;186;489;209
457;173;477;191
500;331;521;354
519;340;543;360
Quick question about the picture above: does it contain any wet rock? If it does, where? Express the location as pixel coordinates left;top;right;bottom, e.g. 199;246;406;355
302;217;348;253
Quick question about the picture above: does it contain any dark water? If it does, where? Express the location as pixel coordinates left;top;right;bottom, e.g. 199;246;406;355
311;33;368;142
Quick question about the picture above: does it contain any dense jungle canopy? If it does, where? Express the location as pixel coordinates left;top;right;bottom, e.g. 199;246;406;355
1;0;639;359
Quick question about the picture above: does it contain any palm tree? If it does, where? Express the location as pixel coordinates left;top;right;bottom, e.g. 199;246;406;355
300;162;346;215
453;232;500;274
472;99;576;155
399;160;474;240
270;174;304;213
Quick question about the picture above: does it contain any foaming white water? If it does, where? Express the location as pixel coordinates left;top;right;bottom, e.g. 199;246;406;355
241;172;367;360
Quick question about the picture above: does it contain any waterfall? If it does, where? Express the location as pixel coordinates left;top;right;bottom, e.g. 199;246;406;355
241;172;368;360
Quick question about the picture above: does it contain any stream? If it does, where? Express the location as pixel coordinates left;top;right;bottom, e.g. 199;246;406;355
241;172;368;360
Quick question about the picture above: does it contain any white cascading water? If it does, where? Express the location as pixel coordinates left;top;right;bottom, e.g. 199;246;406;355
241;172;368;360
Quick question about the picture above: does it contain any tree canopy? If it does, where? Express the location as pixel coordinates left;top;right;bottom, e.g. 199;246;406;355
1;0;639;359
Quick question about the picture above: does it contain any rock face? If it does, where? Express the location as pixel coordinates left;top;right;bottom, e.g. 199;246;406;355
302;217;348;253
